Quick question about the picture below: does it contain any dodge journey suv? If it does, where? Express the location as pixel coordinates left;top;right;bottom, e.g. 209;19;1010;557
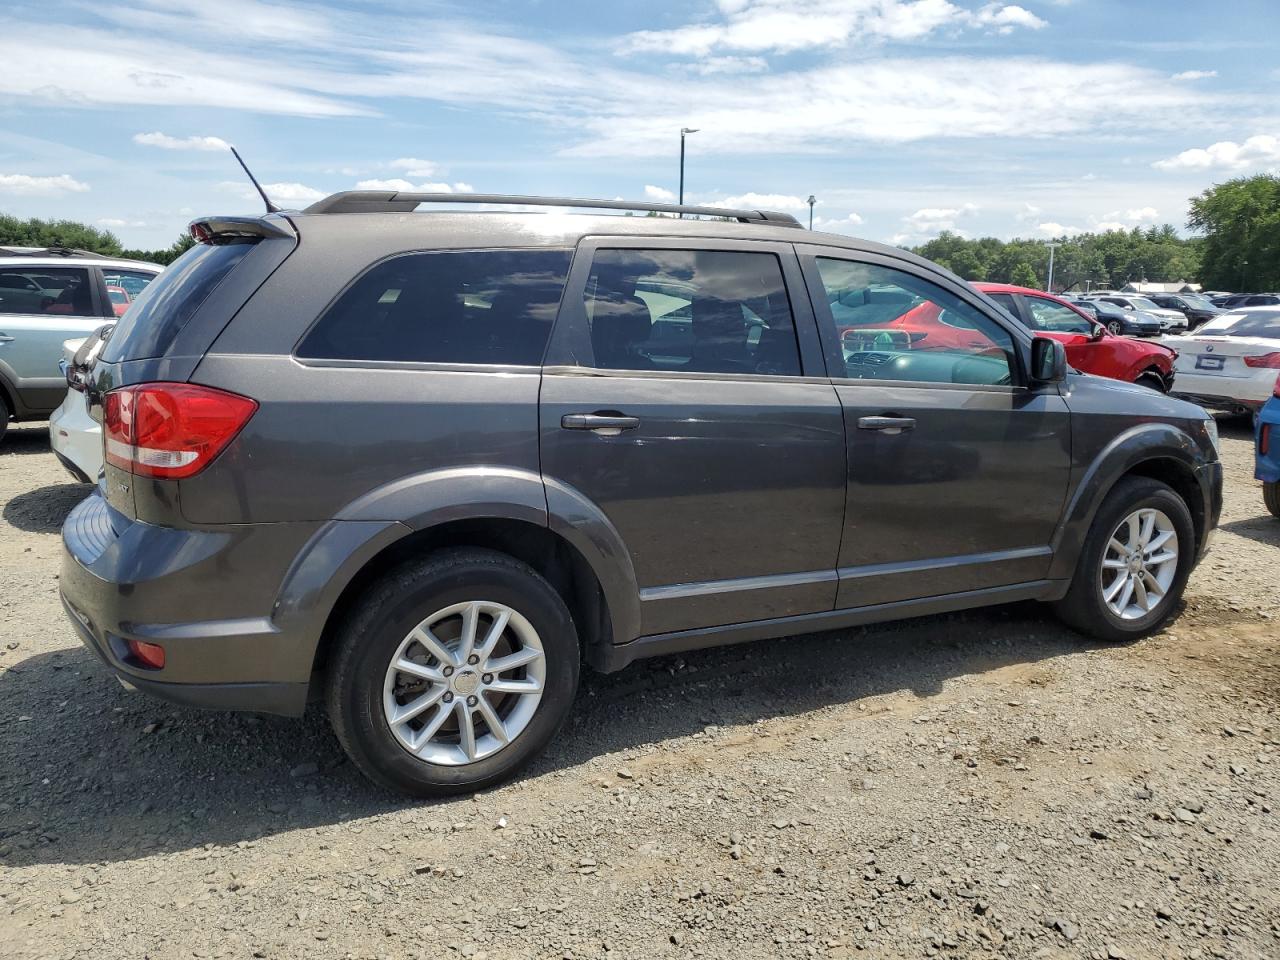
61;192;1223;796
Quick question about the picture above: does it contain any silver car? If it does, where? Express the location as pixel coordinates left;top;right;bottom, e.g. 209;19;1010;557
0;247;160;441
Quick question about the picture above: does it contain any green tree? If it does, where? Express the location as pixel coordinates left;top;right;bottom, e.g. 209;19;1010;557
1;213;196;265
1188;174;1280;291
1010;262;1039;288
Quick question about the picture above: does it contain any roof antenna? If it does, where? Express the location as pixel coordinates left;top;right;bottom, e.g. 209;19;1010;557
229;145;279;214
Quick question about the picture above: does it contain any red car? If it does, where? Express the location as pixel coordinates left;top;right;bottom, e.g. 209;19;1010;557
106;284;131;317
974;283;1176;391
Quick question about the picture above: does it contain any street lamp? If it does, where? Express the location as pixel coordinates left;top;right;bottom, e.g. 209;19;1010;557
807;195;816;230
1043;241;1061;292
678;127;699;209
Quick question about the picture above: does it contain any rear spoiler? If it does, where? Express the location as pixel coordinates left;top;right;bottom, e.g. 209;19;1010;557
189;215;295;244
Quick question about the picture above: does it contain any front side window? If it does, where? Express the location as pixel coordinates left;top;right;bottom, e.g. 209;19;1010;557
297;249;572;366
580;249;801;376
0;266;93;317
1024;297;1093;334
814;258;1014;386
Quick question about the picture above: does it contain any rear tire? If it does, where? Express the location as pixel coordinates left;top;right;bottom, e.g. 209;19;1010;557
1135;371;1166;393
325;548;580;797
1052;476;1195;643
1265;481;1280;520
0;392;8;443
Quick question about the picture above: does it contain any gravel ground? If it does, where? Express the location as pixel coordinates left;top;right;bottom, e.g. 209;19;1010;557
1;419;1277;960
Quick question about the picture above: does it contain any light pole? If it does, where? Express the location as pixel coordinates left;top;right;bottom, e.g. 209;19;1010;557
678;127;699;209
807;195;816;229
1044;241;1061;292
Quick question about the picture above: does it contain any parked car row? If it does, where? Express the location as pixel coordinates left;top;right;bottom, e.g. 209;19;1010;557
1211;292;1280;309
1166;307;1280;422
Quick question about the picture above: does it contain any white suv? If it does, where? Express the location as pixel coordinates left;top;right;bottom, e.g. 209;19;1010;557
0;247;161;441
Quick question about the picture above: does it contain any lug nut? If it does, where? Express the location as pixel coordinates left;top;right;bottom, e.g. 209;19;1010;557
482;673;493;684
467;654;479;665
466;695;478;707
443;666;454;677
442;692;454;703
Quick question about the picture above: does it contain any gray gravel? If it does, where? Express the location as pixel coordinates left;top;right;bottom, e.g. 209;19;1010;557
1;418;1277;960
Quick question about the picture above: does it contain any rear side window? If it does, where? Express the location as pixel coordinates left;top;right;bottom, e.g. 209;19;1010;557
1198;311;1280;339
297;249;571;366
102;243;252;362
580;248;801;375
0;266;94;317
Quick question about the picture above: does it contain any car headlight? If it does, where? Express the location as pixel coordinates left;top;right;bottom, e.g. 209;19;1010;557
1202;417;1220;458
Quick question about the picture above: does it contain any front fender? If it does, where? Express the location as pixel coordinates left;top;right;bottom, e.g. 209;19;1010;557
1048;422;1210;580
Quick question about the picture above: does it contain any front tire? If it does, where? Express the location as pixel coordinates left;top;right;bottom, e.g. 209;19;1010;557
1265;481;1280;519
1135;371;1166;393
1053;477;1195;643
325;548;580;796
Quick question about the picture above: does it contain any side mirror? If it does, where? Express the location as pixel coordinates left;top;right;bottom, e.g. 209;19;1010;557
1031;337;1067;383
1090;323;1106;341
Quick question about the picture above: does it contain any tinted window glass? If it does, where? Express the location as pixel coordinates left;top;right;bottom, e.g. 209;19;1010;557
298;249;571;366
986;292;1019;318
103;242;252;362
1024;297;1092;333
102;269;158;299
1197;311;1280;339
815;258;1014;386
581;249;800;375
0;267;94;317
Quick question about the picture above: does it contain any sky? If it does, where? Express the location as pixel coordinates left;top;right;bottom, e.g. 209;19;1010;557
1;0;1278;251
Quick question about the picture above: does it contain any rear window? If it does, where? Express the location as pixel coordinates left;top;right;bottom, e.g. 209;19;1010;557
0;266;94;317
102;242;253;362
1196;310;1280;339
296;249;572;366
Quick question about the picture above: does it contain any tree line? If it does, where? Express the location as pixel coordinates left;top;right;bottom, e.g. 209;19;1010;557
3;174;1278;289
0;214;194;265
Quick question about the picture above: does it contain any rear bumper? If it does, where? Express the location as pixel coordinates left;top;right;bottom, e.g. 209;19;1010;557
1258;401;1280;484
49;391;101;482
59;492;322;717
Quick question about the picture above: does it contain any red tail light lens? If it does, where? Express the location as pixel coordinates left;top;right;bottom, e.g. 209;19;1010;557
125;639;166;670
1243;352;1280;369
103;382;257;479
1262;424;1271;456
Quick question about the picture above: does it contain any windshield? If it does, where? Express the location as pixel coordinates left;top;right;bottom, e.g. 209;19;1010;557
1181;293;1216;309
1129;297;1161;310
1196;310;1280;339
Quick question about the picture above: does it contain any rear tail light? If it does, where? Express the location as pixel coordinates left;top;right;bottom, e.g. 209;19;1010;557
1274;371;1280;398
125;639;166;670
103;382;257;479
1243;352;1280;369
1262;424;1271;456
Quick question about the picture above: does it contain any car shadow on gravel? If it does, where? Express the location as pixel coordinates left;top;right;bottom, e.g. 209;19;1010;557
3;482;93;533
1217;515;1280;547
0;424;53;456
0;601;1089;869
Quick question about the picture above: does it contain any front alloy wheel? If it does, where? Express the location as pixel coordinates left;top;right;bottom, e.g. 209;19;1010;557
1099;508;1179;620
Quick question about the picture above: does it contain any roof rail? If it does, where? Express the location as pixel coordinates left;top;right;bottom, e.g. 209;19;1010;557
0;246;119;260
302;191;803;227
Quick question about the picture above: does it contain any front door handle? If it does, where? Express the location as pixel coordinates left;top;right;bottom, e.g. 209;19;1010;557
561;413;641;434
0;334;13;343
857;415;916;434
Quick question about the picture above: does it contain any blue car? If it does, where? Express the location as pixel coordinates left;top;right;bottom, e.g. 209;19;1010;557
1259;390;1280;518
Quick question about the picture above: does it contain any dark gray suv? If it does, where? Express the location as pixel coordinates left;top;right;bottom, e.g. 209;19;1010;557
60;192;1223;795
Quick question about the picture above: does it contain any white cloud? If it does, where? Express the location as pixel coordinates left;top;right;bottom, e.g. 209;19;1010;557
619;0;1045;56
691;56;769;76
891;202;978;244
1122;206;1159;222
1016;202;1042;221
1153;134;1280;172
1171;69;1217;81
355;178;473;193
644;184;676;202
219;180;326;205
133;131;229;151
1035;222;1085;237
717;192;811;210
0;173;90;196
390;157;440;178
813;211;865;232
1093;221;1129;233
97;217;147;228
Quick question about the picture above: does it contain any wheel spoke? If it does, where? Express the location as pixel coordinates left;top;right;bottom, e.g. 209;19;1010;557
456;699;477;761
1147;529;1175;552
412;702;453;753
1125;514;1141;549
474;693;509;744
1102;558;1128;570
1116;576;1135;613
1138;511;1156;547
1146;550;1176;567
1103;573;1129;602
474;608;511;664
1132;573;1149;610
486;647;542;674
1142;570;1165;600
412;625;458;667
455;602;481;664
1108;536;1128;556
489;676;542;694
394;656;444;683
390;686;444;725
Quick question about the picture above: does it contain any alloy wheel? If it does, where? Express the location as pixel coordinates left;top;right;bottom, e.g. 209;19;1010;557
1098;508;1179;621
382;600;546;765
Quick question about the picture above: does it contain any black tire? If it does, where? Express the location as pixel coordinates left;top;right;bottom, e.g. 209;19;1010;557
1052;476;1196;643
325;548;580;797
1265;481;1280;520
0;391;8;443
1135;371;1166;393
1107;321;1123;335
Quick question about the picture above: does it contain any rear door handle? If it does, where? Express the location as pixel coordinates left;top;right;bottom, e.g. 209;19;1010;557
857;415;916;434
561;413;641;434
0;334;13;343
